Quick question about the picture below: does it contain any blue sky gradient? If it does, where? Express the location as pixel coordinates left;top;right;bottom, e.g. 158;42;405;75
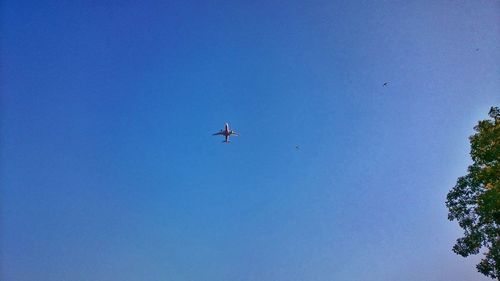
2;1;500;280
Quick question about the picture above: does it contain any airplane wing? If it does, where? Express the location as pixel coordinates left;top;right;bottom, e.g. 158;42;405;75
213;131;224;136
231;131;239;136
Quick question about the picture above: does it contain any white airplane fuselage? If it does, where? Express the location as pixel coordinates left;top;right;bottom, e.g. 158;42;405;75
223;123;231;142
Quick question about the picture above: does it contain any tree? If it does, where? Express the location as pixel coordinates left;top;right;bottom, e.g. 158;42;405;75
446;106;500;279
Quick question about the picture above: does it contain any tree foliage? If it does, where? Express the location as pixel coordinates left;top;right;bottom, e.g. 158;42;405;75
446;106;500;279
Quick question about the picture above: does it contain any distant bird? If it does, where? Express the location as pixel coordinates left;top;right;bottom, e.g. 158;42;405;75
295;145;300;150
383;82;389;87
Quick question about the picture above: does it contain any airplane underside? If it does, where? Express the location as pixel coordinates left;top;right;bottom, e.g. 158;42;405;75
213;123;238;143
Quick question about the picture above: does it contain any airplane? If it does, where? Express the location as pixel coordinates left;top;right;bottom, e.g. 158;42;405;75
212;123;239;143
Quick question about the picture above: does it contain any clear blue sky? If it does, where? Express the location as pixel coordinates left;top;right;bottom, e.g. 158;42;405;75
1;1;499;280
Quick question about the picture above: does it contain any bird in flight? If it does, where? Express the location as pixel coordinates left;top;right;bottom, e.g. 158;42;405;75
213;123;239;143
383;82;389;87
